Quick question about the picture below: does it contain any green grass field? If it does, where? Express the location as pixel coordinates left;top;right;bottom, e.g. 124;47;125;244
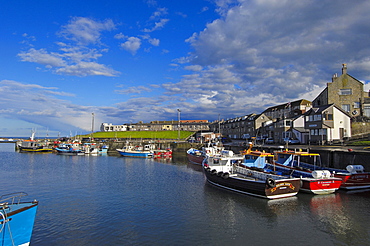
80;131;195;140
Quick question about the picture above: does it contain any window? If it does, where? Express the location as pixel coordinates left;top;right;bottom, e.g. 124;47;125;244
354;102;360;109
325;114;333;120
319;129;327;135
364;106;370;117
342;104;350;112
339;89;352;95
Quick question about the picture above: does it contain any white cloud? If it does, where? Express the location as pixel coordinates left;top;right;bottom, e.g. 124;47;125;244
0;79;140;136
18;48;65;67
149;38;160;46
120;37;142;55
55;61;118;77
59;17;115;45
18;17;120;77
150;7;168;19
143;19;169;32
114;33;126;39
115;86;152;94
18;47;119;76
185;65;203;71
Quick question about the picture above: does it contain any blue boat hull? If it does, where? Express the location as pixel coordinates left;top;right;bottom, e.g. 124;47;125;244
55;148;84;155
116;150;153;158
0;202;38;246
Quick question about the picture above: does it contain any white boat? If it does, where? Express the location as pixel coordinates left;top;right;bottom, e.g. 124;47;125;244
202;150;300;199
83;143;109;155
187;142;224;165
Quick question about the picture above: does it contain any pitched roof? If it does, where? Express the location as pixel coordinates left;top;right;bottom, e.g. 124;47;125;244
305;104;351;117
262;99;311;113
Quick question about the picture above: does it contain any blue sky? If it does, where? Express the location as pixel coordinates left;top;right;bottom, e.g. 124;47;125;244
1;0;370;137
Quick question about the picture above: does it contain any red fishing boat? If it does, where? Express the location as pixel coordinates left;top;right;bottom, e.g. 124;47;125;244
272;150;368;192
153;148;172;159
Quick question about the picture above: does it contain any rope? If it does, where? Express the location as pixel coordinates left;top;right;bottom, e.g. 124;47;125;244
0;211;5;233
0;210;15;246
6;217;15;246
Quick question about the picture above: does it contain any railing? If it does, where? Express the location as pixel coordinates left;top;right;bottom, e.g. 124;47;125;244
0;192;28;206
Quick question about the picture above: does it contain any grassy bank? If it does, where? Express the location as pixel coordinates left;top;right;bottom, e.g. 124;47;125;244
80;131;195;140
347;140;370;146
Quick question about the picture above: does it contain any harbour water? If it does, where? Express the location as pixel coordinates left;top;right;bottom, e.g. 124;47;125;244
1;143;370;246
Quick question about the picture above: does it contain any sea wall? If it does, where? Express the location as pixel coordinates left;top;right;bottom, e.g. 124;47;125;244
108;140;370;171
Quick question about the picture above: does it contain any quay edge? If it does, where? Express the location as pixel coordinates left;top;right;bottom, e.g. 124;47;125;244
227;144;370;171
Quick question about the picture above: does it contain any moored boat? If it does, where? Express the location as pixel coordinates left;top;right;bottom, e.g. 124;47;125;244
18;140;53;153
268;150;342;194
274;150;370;190
0;192;38;246
17;131;53;153
186;148;205;164
83;143;109;155
55;143;85;155
116;144;154;158
202;150;300;199
153;148;172;158
187;142;224;165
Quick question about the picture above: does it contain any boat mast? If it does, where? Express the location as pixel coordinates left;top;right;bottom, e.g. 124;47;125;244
91;112;95;141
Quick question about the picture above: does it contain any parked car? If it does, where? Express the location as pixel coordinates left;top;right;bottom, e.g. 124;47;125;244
265;138;274;144
283;138;300;144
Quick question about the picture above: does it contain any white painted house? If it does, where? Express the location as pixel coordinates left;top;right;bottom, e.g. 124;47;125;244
291;115;309;144
304;104;351;144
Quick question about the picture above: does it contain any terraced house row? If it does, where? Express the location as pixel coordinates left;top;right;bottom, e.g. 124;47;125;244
209;64;370;144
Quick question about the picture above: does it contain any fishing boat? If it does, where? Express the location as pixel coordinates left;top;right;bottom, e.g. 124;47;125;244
267;150;342;194
202;149;300;199
18;140;53;153
274;150;370;190
0;192;38;246
83;143;109;155
187;142;224;165
186;148;205;164
18;131;52;153
153;148;172;159
116;144;154;158
55;143;85;155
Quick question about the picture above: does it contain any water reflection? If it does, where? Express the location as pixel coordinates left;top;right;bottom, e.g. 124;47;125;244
301;191;370;245
0;144;369;245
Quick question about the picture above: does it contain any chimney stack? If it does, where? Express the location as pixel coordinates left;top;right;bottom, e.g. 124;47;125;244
332;73;338;82
342;63;347;74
